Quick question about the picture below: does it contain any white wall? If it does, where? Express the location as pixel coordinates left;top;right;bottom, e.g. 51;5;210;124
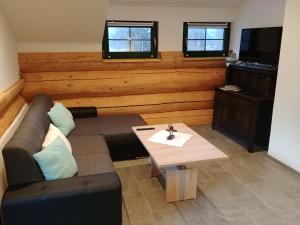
0;9;19;92
18;43;102;53
230;0;286;57
0;8;22;198
268;0;300;172
108;5;236;51
0;0;109;52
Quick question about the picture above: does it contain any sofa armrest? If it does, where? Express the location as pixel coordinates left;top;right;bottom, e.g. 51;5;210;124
68;107;97;118
1;172;122;225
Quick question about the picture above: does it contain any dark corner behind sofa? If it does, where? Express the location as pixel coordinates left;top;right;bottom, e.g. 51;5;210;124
1;94;123;225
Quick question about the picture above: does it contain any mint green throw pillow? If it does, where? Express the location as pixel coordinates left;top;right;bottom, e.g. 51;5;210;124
48;103;75;136
33;137;78;180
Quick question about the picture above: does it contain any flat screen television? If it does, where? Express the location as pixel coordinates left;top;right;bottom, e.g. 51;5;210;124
239;27;283;66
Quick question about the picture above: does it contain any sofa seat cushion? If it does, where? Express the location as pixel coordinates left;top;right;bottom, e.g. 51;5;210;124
98;114;147;145
68;135;114;176
68;135;109;156
75;153;114;176
68;117;101;137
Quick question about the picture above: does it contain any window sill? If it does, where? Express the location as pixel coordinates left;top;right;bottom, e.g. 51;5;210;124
183;56;227;61
102;57;161;63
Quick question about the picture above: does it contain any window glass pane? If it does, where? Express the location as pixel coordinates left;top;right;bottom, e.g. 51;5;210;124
187;40;205;51
108;27;129;39
130;28;151;40
131;40;151;52
109;40;130;52
188;27;205;39
103;21;158;58
206;28;224;39
206;40;224;51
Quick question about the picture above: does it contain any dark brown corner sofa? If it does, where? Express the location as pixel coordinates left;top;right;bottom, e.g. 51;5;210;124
1;94;148;225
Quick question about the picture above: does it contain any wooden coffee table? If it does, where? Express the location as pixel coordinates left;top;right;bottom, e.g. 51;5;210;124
132;123;228;202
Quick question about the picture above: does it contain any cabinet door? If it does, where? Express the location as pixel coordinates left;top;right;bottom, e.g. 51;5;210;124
213;90;232;129
231;96;255;140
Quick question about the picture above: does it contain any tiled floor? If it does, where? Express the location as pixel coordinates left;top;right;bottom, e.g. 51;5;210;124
113;126;300;225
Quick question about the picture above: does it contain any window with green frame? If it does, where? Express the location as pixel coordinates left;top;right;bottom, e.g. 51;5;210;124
183;22;231;57
102;21;159;59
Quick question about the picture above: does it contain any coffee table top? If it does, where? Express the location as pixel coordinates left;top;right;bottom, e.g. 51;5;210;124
132;123;228;168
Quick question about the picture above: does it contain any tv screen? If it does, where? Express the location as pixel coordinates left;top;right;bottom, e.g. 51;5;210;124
239;27;283;66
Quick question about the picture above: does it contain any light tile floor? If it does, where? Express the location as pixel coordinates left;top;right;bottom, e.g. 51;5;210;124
113;126;300;225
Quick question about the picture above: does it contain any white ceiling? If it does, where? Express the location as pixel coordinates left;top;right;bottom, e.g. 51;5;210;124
0;0;109;43
110;0;245;7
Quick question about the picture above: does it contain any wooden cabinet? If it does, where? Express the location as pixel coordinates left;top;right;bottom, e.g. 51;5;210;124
226;64;277;96
212;64;277;152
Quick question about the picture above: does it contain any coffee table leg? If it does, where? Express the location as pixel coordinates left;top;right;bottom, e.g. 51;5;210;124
150;158;160;177
165;166;197;202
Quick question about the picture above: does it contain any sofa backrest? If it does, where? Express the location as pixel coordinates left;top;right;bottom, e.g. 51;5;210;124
3;94;53;188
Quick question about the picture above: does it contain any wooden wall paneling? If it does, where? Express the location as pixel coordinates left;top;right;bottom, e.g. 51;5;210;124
59;91;213;107
18;51;220;64
22;69;225;100
98;102;213;115
22;68;224;82
0;80;25;112
0;96;26;137
19;51;226;126
59;91;214;115
141;109;213;126
19;52;226;73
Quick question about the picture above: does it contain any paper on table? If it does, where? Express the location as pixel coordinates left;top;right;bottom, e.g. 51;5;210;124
148;130;192;147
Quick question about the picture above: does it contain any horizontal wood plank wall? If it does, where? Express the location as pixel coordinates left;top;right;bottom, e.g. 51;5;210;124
0;79;25;112
0;80;26;137
59;91;214;115
142;109;213;126
19;52;226;126
19;52;226;72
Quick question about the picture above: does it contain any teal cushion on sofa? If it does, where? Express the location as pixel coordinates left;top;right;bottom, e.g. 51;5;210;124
48;103;75;136
33;137;78;180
